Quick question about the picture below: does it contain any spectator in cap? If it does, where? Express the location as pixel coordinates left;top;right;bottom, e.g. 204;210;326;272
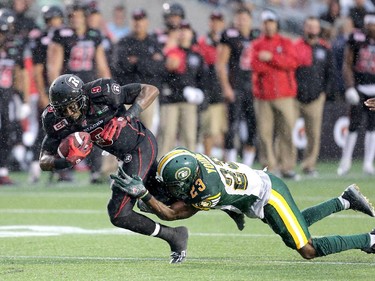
158;19;206;157
112;8;165;132
250;9;300;180
193;10;226;157
106;4;130;43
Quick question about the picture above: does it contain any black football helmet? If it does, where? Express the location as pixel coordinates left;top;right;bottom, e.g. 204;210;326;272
41;5;64;23
0;8;15;32
0;17;9;33
49;74;86;118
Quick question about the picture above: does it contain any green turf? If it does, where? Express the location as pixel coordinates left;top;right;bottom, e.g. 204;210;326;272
0;161;375;280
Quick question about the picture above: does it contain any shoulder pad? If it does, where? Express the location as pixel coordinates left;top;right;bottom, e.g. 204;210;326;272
225;28;239;38
59;28;74;37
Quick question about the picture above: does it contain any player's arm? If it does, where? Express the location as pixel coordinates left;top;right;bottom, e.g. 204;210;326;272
47;42;64;83
95;45;111;78
110;167;199;220
365;97;375;111
342;45;355;89
34;63;49;108
39;136;72;171
121;83;159;118
215;43;235;102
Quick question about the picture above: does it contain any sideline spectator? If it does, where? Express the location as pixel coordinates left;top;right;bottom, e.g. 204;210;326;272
112;8;164;131
158;20;206;157
294;16;335;176
250;9;299;179
337;12;375;176
349;0;368;29
106;4;130;43
216;7;258;166
194;10;227;157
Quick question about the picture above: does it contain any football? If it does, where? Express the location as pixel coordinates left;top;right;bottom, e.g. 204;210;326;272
57;132;92;158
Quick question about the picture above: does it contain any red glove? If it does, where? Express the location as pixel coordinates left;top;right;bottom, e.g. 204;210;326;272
100;117;129;142
66;136;93;165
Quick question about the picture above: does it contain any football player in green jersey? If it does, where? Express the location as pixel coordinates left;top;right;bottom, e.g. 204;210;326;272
110;147;375;261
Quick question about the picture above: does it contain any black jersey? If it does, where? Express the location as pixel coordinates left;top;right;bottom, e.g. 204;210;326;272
0;39;24;91
219;28;259;90
41;78;148;160
52;27;102;82
347;30;375;86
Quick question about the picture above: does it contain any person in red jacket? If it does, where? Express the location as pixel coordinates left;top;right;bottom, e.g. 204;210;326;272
250;9;299;179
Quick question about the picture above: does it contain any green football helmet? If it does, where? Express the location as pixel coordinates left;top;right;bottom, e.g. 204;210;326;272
157;148;199;200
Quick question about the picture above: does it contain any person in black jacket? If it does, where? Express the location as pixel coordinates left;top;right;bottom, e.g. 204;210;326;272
112;8;165;130
294;16;335;176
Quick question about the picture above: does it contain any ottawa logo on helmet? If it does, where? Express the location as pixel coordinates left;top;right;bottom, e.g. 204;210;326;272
66;76;81;88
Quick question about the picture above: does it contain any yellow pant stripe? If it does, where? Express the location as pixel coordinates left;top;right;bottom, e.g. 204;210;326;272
268;189;308;249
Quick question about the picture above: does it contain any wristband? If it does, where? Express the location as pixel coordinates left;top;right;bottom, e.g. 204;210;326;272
126;102;142;119
54;158;72;170
140;190;153;202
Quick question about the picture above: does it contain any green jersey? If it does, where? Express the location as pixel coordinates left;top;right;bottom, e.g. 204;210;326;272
187;153;272;219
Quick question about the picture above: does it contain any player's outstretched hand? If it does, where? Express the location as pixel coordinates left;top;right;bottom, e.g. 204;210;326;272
365;98;375;111
110;166;149;199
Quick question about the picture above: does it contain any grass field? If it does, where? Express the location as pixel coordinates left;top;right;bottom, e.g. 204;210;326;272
1;161;375;281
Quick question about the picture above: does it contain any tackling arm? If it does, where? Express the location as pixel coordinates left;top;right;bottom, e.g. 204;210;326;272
145;197;199;221
122;84;159;118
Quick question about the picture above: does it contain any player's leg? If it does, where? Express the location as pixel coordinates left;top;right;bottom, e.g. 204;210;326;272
253;99;277;171
337;101;362;175
263;174;374;259
302;184;375;227
108;130;188;263
242;90;256;167
363;101;375;174
223;96;239;162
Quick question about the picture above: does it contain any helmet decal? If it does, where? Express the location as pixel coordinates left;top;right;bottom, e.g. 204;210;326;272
175;167;191;181
65;75;82;88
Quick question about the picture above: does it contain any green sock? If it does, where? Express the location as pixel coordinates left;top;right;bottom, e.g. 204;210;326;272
312;234;370;257
302;198;344;227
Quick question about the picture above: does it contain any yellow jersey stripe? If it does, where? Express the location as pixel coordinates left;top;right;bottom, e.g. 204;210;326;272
268;189;308;249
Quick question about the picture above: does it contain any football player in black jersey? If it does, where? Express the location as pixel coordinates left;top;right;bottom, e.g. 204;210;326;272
0;10;28;185
28;5;64;183
39;74;188;264
47;2;111;183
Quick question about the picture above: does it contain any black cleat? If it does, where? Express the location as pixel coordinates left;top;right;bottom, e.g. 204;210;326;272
222;209;245;231
342;184;375;217
168;226;188;264
362;229;375;254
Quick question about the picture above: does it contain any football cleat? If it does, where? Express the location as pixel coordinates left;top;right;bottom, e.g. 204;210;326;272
342;184;375;217
222;209;245;231
170;250;187;264
361;228;375;254
168;226;188;264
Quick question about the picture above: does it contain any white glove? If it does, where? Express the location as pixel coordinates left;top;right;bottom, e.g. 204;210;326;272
345;87;360;105
183;86;204;105
19;103;31;119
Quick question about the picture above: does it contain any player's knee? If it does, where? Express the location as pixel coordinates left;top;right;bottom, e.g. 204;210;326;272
298;243;317;259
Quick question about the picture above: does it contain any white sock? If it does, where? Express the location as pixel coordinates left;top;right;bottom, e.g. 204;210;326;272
340;132;358;165
370;233;375;247
364;131;375;170
242;150;256;167
0;168;9;177
150;223;160;237
338;196;350;210
225;149;237;162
